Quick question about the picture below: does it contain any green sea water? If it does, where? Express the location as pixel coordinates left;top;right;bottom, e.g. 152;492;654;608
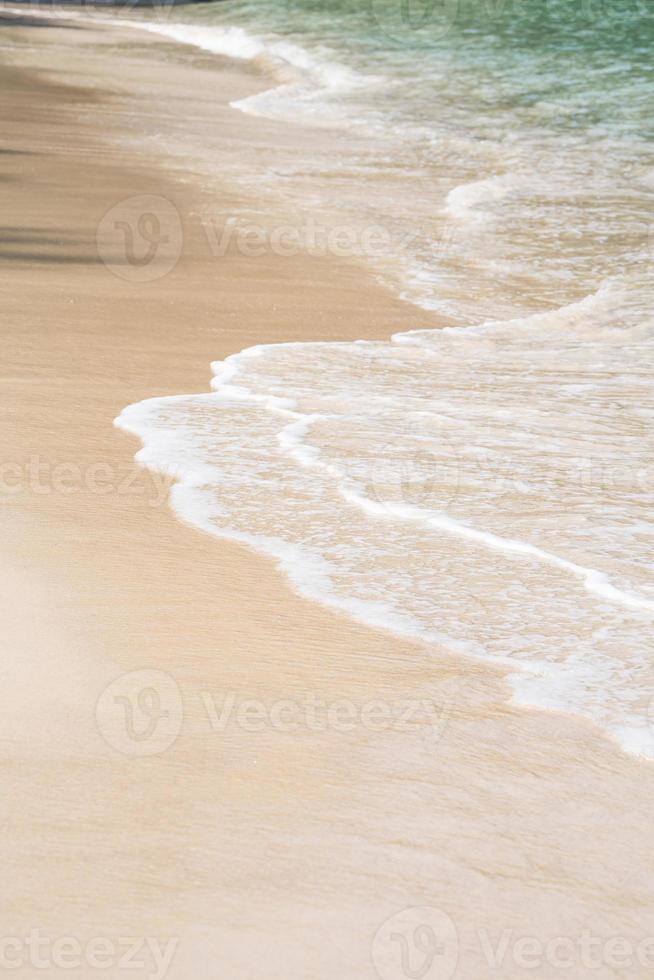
134;0;653;318
120;0;654;755
175;0;654;138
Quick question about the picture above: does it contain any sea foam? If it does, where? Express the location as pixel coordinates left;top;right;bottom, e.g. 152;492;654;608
121;18;370;124
116;286;654;759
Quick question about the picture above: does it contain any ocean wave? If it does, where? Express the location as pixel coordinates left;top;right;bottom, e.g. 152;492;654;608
123;19;371;123
100;2;654;759
116;290;654;759
131;21;266;61
445;174;519;221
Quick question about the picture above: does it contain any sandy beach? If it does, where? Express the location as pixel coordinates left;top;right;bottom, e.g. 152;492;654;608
2;9;654;979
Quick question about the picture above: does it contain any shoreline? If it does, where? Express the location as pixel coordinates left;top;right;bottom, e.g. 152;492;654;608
3;10;654;979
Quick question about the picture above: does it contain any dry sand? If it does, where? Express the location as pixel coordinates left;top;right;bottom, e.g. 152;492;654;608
1;10;654;979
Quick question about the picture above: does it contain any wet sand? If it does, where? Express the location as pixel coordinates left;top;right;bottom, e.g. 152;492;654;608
2;10;654;979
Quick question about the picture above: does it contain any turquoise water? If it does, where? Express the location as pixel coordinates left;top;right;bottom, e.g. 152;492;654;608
176;0;654;138
121;0;654;756
135;0;653;320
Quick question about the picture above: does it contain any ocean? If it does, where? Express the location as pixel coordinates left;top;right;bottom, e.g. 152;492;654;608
116;0;654;756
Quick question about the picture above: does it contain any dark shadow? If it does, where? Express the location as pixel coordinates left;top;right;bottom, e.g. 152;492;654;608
0;229;86;245
0;251;104;264
0;13;62;27
0;12;82;27
1;226;73;234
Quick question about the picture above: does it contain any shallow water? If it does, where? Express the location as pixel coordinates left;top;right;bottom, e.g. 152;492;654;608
131;0;654;317
117;0;654;755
